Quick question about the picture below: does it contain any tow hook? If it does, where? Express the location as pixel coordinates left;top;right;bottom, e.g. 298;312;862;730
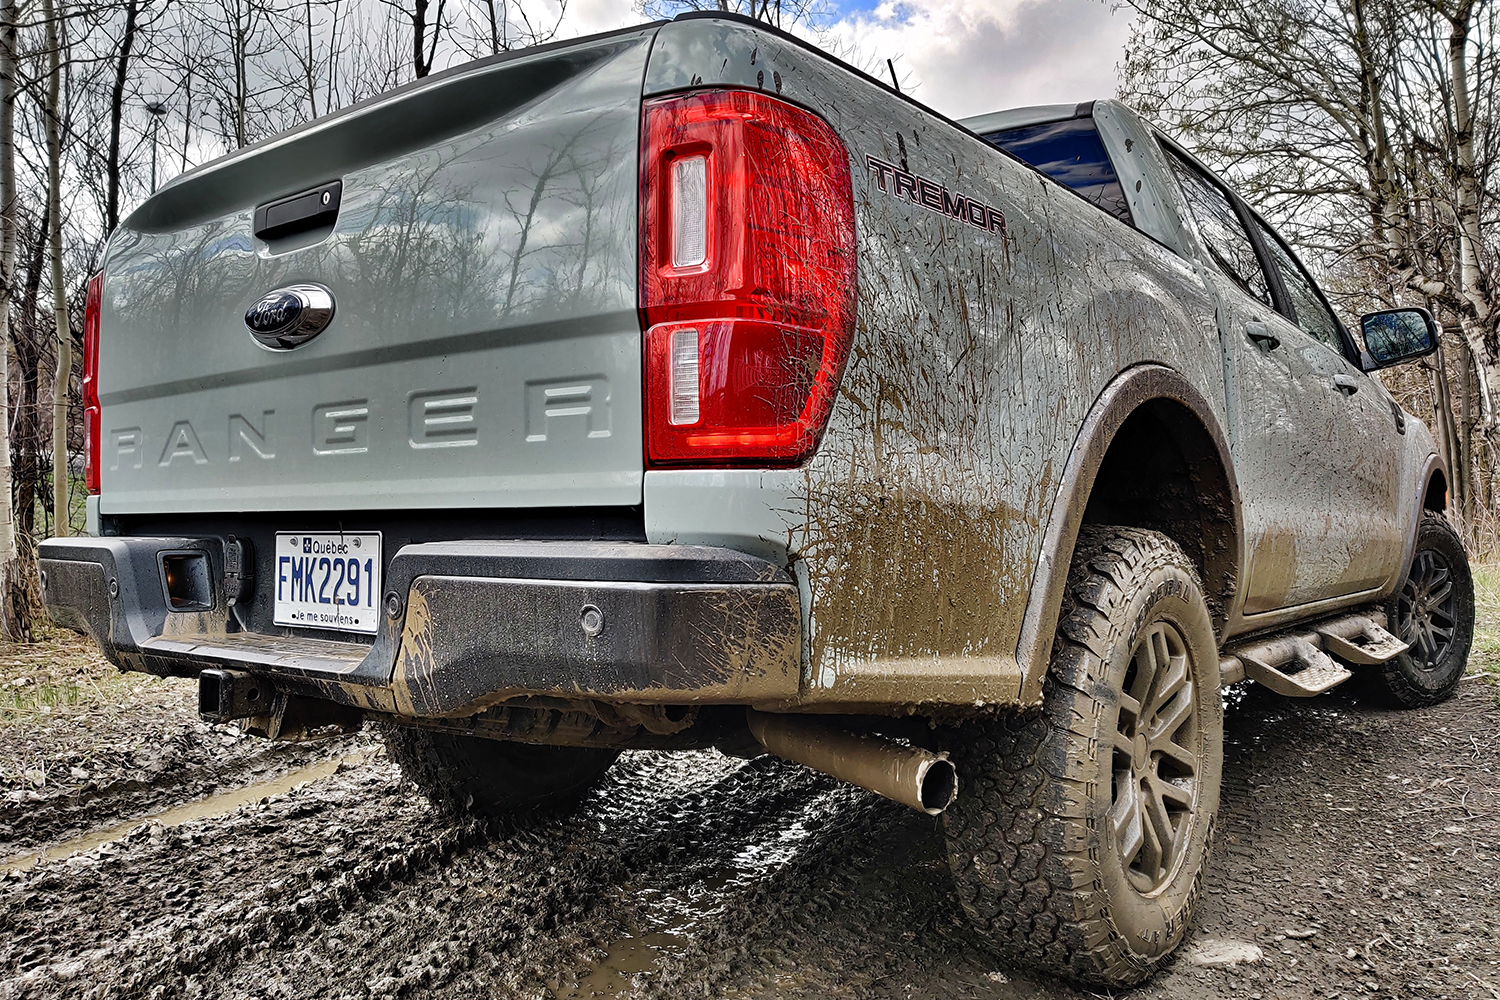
199;668;273;723
199;668;361;741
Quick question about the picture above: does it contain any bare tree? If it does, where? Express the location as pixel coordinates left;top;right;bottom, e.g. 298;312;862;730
0;0;27;637
638;0;828;30
1121;0;1500;528
104;0;137;232
42;0;67;536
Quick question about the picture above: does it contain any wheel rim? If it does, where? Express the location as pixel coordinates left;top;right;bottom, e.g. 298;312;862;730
1109;621;1201;895
1396;548;1458;670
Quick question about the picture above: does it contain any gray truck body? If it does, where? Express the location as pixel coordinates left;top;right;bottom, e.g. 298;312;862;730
41;14;1442;724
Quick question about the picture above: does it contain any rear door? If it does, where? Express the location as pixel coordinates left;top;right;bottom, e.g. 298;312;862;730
1248;215;1407;595
1162;149;1354;613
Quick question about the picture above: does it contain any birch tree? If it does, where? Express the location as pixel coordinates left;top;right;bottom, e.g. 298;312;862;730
0;0;25;638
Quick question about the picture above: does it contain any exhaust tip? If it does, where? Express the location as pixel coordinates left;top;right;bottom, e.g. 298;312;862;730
918;756;958;815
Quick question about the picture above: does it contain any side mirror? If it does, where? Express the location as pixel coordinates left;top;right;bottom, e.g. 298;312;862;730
1359;307;1438;370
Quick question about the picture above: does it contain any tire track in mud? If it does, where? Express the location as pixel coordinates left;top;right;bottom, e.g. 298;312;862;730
0;729;348;854
0;736;1102;1000
1;746;848;999
4;682;1496;1000
198;752;846;999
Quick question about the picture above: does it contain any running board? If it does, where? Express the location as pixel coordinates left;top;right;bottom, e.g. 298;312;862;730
1219;611;1407;697
1314;615;1409;665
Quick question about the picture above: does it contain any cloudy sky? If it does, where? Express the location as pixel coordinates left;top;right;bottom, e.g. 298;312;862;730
560;0;1132;121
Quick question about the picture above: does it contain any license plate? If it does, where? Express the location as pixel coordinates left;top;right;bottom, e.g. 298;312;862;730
273;532;382;634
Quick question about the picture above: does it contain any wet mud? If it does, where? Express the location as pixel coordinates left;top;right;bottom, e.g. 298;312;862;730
2;675;1497;999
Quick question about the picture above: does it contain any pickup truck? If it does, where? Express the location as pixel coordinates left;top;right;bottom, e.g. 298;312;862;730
39;11;1473;988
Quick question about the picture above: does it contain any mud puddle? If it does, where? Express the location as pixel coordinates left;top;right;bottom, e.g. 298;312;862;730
0;749;366;873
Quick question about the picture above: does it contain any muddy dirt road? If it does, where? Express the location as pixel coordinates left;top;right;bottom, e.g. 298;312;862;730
2;629;1498;1000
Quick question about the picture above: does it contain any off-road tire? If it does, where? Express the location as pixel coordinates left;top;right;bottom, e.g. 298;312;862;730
1378;511;1475;708
382;726;620;817
943;526;1223;988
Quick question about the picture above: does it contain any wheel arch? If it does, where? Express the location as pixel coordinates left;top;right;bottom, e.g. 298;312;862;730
1391;453;1450;599
1424;467;1448;511
1014;364;1242;702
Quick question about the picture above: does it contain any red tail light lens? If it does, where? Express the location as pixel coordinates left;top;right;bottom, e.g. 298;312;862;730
640;90;856;467
82;271;102;495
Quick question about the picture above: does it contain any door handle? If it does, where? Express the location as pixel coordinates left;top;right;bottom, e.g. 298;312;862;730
1332;373;1359;396
1245;321;1280;353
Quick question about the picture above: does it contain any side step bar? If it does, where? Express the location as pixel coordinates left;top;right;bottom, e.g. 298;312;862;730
1220;611;1408;697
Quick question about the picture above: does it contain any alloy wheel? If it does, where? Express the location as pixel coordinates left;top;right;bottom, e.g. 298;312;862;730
1109;621;1202;894
1395;549;1457;670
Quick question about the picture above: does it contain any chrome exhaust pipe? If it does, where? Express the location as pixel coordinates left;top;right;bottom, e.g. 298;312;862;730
745;710;957;815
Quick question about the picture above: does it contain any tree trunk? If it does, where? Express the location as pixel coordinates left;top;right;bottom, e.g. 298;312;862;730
105;0;139;234
1446;0;1492;337
0;0;30;639
412;0;428;77
15;207;44;540
303;0;317;118
1458;330;1475;530
44;0;68;537
1433;339;1464;524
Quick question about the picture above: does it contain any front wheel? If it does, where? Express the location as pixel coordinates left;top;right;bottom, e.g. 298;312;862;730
942;526;1223;988
1378;511;1475;708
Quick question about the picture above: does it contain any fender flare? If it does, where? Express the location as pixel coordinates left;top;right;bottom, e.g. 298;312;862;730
1390;452;1448;599
1013;364;1243;702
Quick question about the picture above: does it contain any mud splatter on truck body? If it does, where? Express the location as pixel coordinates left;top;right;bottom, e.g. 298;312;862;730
44;13;1441;717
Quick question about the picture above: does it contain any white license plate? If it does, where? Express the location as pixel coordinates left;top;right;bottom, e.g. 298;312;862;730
273;532;383;634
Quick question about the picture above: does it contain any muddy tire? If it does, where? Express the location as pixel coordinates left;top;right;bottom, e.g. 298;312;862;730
1378;511;1475;708
942;526;1223;988
381;726;619;817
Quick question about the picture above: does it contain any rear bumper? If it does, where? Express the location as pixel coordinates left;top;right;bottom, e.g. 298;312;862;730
39;536;801;717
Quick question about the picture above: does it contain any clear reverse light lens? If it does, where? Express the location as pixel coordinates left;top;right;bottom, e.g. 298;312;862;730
671;155;707;268
669;327;700;425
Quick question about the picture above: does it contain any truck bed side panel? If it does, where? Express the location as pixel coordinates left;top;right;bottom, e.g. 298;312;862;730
645;19;1226;706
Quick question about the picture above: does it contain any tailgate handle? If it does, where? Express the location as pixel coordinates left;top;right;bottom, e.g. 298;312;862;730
254;180;342;241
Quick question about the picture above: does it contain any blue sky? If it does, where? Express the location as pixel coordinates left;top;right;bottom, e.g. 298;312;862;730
565;0;1133;120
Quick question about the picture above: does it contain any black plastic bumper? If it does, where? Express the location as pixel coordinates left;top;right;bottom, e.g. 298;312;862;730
38;536;802;717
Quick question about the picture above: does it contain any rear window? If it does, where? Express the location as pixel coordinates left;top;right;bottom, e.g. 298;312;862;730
984;118;1132;225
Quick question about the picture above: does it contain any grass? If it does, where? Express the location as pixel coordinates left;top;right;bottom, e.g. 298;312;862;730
0;620;126;716
0;621;192;790
1469;563;1500;704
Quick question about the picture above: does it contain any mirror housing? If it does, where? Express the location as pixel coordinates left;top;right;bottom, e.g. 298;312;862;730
1359;307;1439;371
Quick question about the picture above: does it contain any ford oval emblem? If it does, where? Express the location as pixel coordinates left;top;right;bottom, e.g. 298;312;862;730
245;283;334;350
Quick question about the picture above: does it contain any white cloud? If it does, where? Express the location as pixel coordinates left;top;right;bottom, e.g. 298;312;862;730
815;0;1131;121
550;0;1131;122
556;0;644;39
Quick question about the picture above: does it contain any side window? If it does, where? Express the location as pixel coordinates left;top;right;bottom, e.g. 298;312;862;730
984;118;1132;225
1162;150;1272;306
1254;218;1345;354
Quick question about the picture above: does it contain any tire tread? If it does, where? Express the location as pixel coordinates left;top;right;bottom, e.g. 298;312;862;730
943;525;1217;987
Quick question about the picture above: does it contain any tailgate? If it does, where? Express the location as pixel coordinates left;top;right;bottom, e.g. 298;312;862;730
98;28;654;514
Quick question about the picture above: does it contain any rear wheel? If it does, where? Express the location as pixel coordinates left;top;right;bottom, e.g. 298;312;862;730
382;726;619;817
942;526;1223;987
1378;511;1474;708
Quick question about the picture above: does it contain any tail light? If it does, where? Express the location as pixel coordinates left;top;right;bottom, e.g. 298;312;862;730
82;271;102;495
640;90;856;467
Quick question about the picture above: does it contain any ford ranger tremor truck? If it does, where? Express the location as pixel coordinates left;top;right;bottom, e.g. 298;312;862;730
39;11;1472;988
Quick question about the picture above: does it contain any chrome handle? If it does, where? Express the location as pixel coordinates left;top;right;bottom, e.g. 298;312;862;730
1332;373;1359;396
